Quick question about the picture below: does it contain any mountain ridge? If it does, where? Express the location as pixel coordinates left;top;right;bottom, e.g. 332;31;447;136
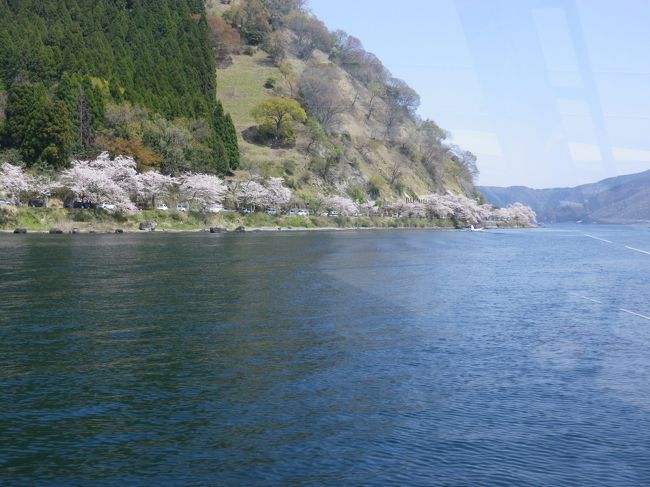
479;169;650;223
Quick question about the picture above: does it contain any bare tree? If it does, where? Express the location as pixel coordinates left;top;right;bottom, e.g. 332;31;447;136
299;64;346;131
386;77;420;117
330;30;389;85
417;119;447;166
387;158;402;186
366;81;385;120
278;61;297;97
286;11;333;59
448;144;479;181
262;0;306;28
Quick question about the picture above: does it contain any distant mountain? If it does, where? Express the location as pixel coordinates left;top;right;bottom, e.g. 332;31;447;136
479;170;650;223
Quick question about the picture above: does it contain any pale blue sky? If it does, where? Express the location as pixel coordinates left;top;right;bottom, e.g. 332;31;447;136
309;0;650;188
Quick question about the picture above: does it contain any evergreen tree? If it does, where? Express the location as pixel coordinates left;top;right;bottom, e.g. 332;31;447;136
0;0;238;172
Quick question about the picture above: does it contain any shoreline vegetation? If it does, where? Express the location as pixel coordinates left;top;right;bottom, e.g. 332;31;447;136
0;207;532;234
0;153;538;235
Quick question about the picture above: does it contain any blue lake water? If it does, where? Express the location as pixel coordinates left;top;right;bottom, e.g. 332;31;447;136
1;225;650;485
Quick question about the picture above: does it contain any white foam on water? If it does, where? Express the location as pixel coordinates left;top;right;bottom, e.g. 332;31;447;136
584;234;613;244
625;246;650;255
619;308;650;321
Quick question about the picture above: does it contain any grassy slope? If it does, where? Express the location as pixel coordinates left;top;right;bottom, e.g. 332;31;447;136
211;9;471;201
217;51;310;170
217;48;451;199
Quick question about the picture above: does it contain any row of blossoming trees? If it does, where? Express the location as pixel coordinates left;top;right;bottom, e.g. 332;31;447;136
0;153;536;225
0;153;290;213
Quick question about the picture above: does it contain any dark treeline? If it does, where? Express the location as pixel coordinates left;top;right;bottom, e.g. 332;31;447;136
0;0;238;173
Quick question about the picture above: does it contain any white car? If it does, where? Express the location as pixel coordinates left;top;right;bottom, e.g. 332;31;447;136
155;203;169;211
0;199;10;206
202;205;223;213
99;202;116;211
297;209;310;216
176;204;188;212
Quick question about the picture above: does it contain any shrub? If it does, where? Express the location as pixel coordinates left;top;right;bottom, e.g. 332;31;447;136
0;206;17;227
282;159;297;175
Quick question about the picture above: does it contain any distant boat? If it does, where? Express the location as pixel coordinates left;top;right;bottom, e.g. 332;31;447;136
470;225;485;232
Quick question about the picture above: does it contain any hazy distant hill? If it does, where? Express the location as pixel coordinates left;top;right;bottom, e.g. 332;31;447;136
479;170;650;223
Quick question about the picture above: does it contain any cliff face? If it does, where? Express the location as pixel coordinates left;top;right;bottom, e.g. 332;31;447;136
479;169;650;223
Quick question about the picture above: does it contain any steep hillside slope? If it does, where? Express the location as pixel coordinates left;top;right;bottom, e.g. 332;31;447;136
208;0;481;204
480;170;650;223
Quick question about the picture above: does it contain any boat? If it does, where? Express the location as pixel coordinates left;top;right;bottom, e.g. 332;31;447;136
470;225;485;232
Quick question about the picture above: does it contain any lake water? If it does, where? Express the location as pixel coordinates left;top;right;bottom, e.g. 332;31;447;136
2;225;650;485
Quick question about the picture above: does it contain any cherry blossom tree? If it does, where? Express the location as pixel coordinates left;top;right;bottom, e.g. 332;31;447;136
177;173;227;210
360;200;378;216
29;175;56;205
84;152;139;196
57;153;141;211
494;202;536;224
421;194;454;220
59;162;134;211
403;202;427;218
232;179;268;210
136;171;175;208
0;163;32;204
264;177;292;208
324;195;358;215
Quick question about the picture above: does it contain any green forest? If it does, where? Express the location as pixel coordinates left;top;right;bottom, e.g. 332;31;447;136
0;0;238;173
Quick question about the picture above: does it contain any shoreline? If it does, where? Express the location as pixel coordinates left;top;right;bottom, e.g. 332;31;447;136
0;207;530;235
0;224;523;235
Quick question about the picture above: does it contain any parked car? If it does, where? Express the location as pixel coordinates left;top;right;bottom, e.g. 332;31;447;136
327;210;339;217
176;204;188;212
72;201;93;209
297;209;309;216
202;205;223;213
266;208;278;215
98;202;116;211
240;208;252;215
0;199;10;206
155;203;169;211
28;199;45;208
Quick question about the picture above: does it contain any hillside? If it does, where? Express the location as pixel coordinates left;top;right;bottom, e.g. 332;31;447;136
206;0;481;204
0;0;493;213
0;0;238;173
479;169;650;223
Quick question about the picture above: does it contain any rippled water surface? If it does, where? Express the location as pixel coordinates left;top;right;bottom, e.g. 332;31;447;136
2;225;650;485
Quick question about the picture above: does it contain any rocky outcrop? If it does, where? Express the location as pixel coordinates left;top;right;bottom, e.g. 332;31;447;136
139;221;157;232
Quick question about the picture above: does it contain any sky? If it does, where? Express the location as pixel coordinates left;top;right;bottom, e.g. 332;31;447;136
308;0;650;188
